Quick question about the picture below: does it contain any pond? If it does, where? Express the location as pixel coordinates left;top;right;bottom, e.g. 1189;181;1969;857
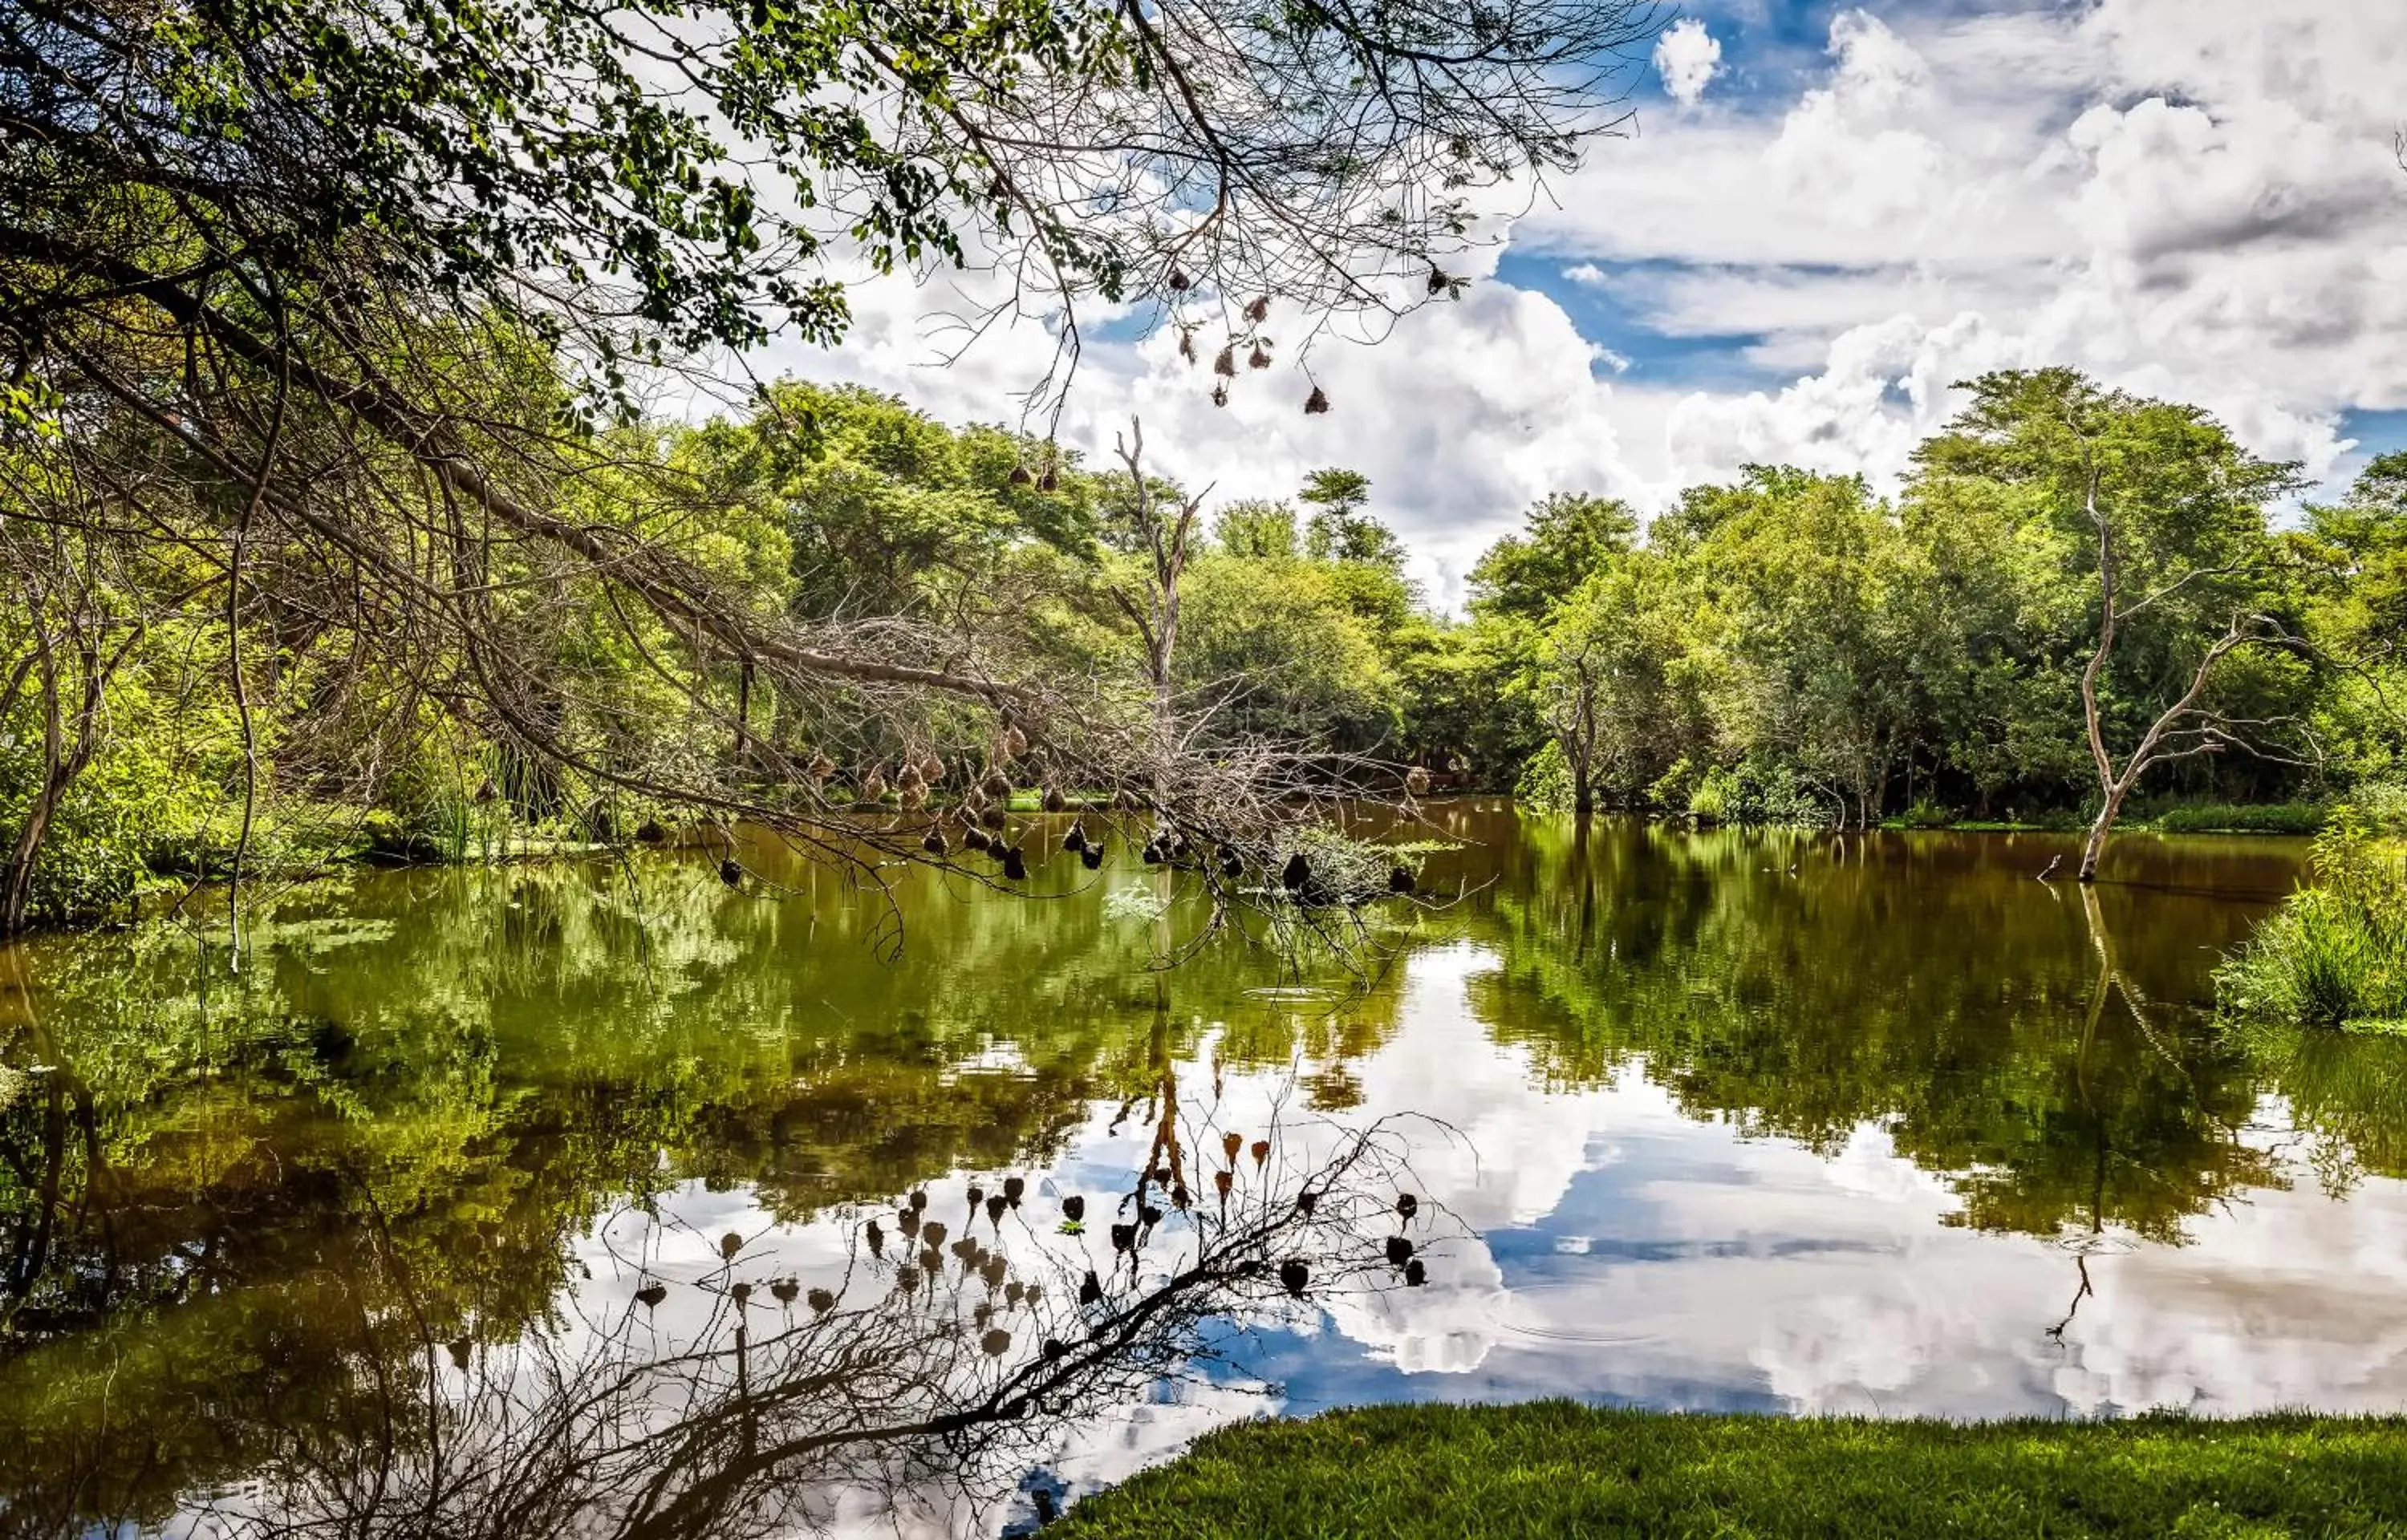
5;805;2405;1536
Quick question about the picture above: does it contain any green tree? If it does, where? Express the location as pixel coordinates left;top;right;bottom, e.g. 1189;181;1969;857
1467;492;1639;625
1910;370;2307;878
1215;500;1302;560
1299;470;1406;571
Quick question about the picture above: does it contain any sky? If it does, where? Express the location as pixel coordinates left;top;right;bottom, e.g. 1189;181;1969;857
761;0;2407;610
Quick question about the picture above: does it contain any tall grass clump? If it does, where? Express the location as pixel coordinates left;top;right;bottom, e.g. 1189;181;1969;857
2217;806;2407;1035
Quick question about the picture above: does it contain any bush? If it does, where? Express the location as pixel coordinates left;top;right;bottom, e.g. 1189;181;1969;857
2148;800;2327;835
0;714;204;926
1684;758;1833;829
1898;798;1957;829
2217;808;2407;1034
1513;739;1573;813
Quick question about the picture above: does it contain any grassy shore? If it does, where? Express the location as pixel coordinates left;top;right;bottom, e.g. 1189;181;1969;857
1049;1402;2407;1538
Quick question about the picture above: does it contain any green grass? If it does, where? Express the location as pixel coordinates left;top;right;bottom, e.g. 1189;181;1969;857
2148;800;2329;836
1049;1402;2407;1539
2218;817;2407;1035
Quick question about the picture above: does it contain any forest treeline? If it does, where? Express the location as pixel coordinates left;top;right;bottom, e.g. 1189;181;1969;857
6;361;2405;929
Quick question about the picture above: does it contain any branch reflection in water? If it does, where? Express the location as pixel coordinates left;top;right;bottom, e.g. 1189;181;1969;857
168;1094;1460;1540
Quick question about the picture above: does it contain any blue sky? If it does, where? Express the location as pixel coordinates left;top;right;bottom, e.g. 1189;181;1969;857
803;0;2407;606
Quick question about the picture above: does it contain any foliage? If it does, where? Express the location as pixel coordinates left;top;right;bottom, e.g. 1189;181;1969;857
2217;812;2407;1033
2145;800;2328;835
1;0;1661;426
1468;371;2399;835
1051;1401;2407;1539
0;0;1666;935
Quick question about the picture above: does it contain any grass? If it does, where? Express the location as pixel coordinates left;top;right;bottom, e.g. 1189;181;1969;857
2218;813;2407;1035
1049;1401;2407;1539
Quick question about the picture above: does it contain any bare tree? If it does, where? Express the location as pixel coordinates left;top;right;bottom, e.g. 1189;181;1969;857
2068;456;2308;883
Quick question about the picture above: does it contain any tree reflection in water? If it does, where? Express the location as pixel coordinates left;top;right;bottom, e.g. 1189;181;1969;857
11;812;2407;1530
25;1080;1455;1540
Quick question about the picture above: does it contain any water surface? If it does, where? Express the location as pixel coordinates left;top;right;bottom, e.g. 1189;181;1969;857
6;808;2405;1536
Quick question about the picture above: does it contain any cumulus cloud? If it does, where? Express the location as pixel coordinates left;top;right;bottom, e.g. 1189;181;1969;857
1524;1;2407;499
1654;18;1723;108
772;0;2407;592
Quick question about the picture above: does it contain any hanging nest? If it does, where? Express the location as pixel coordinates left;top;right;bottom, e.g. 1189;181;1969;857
897;762;924;791
1001;722;1029;759
1404;764;1431;796
1113;787;1143;813
1062;821;1087;853
923;829;948;857
859;771;888;804
807;752;836;782
1041;787;1068;813
982;770;1013;800
1079;842;1104;870
901;783;927;809
1212;344;1236;378
719;858;744;888
1244;294;1270;323
635;819;667;845
1178;326;1198;363
473;776;501;804
919;752;945;784
1037;465;1058;492
1388;864;1416;894
1304;385;1330;415
964;825;991;853
1427;263;1452;296
1167;265;1191;292
1008;464;1035;488
979;804;1007;830
1001;845;1028;881
1211;382;1228;408
1248;342;1271;371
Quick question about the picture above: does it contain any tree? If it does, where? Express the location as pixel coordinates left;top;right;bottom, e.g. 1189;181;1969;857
1666;468;1920;829
1214;500;1301;560
1467;492;1640;625
2291;453;2407;784
0;0;1663;422
0;0;1667;933
1518;552;1688;818
1912;371;2308;880
1297;469;1406;571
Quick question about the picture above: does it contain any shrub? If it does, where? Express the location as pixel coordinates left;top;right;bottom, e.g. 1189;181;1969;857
1685;758;1833;829
2149;800;2327;835
2217;808;2407;1034
1899;799;1957;829
1514;739;1573;813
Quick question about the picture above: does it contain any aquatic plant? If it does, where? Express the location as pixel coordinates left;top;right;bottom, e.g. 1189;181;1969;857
2218;808;2407;1034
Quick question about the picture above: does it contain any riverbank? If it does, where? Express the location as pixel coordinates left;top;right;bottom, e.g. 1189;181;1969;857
1048;1401;2407;1538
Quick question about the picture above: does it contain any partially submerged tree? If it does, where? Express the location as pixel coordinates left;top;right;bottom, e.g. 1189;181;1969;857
1912;370;2310;880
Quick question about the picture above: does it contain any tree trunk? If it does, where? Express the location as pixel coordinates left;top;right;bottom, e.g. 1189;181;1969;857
0;793;57;937
2077;783;2126;884
0;642;66;937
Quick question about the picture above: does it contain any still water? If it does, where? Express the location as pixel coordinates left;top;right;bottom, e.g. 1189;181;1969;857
4;806;2404;1535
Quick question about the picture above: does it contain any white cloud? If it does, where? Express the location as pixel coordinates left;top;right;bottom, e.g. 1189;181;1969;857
1522;1;2407;500
1654;18;1724;108
771;0;2407;594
